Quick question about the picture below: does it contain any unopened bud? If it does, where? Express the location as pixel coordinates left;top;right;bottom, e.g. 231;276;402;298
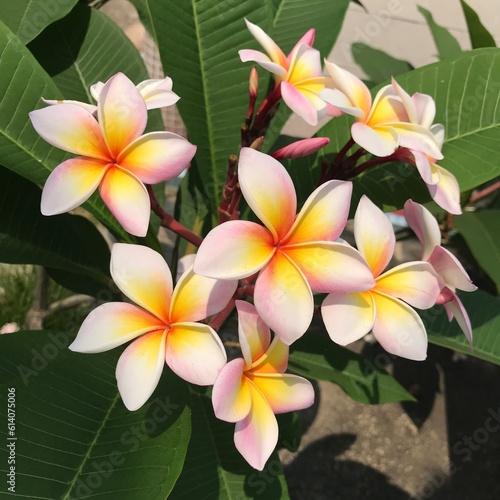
272;137;330;160
250;136;265;150
249;67;258;99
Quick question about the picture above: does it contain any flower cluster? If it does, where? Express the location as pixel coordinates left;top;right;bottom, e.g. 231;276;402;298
29;20;476;471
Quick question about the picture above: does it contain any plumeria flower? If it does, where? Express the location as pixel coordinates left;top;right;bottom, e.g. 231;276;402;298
212;301;314;470
70;244;237;411
392;79;461;214
30;72;196;236
404;200;477;344
194;148;375;345
322;196;441;361
239;19;339;126
320;62;442;159
43;76;179;113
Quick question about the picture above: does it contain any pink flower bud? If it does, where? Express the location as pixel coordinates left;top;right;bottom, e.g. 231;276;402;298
271;137;330;160
249;67;258;99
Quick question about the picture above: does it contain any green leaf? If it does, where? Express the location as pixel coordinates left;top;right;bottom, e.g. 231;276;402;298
460;0;496;49
418;6;462;60
0;19;133;242
423;290;500;365
454;209;500;287
351;43;413;84
0;330;191;498
0;167;110;281
170;390;290;500
0;0;78;44
27;2;162;131
132;0;350;217
288;332;415;404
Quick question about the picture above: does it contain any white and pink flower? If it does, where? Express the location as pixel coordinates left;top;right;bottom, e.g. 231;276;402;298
70;244;237;410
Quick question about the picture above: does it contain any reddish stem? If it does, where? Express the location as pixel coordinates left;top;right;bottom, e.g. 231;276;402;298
467;181;500;205
147;185;203;247
252;84;282;131
209;299;235;332
347;152;399;178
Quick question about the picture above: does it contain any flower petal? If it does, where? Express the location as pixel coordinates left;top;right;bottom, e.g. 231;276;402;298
412;150;439;185
234;381;278;471
284;242;375;293
324;60;372;119
212;358;252;423
351;122;398;157
98;73;147;158
99;166;150;237
354;196;394;277
170;266;237;324
404;199;441;260
110;243;172;323
443;291;473;346
393;123;443;160
375;262;441;309
136;77;180;110
428;163;462;215
166;322;227;385
249;373;314;414
42;98;98;114
319;88;365;118
116;329;167;411
428;246;477;292
40;157;108;216
284;180;352;245
29;104;109;160
322;291;375;345
287;44;323;83
236;300;271;367
371;292;428;361
281;81;321;126
194;221;275;279
244;18;287;67
254;251;313;345
238;49;287;77
117;131;196;184
251;337;289;374
69;302;163;353
239;148;297;241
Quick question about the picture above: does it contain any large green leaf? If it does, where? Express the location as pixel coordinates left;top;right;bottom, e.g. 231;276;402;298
27;2;162;131
418;6;462;60
170;390;290;499
288;332;415;404
0;167;113;295
351;43;413;85
460;0;496;49
423;290;500;365
454;209;500;287
0;330;191;498
132;0;349;217
0;0;78;44
0;19;132;242
310;48;500;211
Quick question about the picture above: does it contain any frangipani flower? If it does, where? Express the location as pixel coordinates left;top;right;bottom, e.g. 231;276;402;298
392;80;461;214
239;19;338;126
70;244;237;411
320;62;442;159
30;73;196;236
212;301;314;470
322;196;441;360
43;76;179;113
404;200;477;344
194;148;375;345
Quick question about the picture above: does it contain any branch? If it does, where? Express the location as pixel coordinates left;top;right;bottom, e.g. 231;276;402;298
147;185;203;247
